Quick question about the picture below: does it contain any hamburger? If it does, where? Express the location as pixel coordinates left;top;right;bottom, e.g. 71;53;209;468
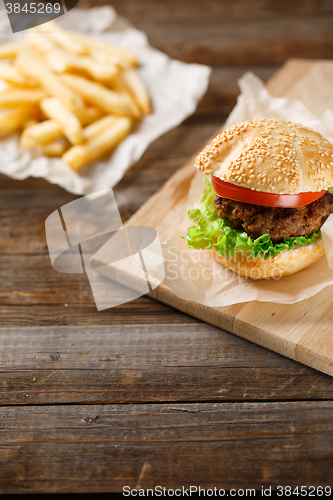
184;118;333;279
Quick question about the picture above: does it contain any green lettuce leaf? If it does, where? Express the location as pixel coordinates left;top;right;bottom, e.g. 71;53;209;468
329;186;333;194
182;177;321;260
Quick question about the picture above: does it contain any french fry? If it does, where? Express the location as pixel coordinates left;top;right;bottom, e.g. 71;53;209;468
60;74;134;117
45;49;119;82
111;73;141;119
22;109;111;149
83;115;117;141
0;65;33;87
37;21;86;55
22;119;39;130
72;55;119;83
72;31;137;66
21;119;63;148
0;88;46;108
122;69;152;114
22;111;116;149
16;49;85;116
0;107;37;136
79;106;105;125
90;49;131;70
0;42;24;60
26;32;57;56
40;97;84;145
43;49;72;73
39;139;70;157
63;117;132;171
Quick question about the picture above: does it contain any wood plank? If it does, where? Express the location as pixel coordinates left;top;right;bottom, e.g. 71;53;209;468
81;0;333;18
0;255;93;305
79;2;333;65
1;401;333;493
1;325;333;405
0;187;78;255
193;65;278;123
93;59;333;379
0;254;199;325
267;59;333;116
108;14;333;65
0;303;198;327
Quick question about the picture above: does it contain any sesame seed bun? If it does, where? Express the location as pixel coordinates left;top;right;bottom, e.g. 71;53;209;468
195;118;333;195
210;237;325;279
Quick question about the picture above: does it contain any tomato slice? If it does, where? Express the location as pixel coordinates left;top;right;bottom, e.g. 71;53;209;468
211;176;327;208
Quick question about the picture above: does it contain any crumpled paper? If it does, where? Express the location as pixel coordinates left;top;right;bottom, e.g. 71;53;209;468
0;5;211;195
161;72;333;306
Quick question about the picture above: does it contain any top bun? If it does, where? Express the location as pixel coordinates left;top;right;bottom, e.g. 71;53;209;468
195;118;333;195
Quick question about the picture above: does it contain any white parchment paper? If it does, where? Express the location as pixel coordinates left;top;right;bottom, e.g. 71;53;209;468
161;72;333;306
0;5;211;195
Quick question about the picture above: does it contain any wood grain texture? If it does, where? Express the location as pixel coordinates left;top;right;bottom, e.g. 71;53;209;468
267;59;333;116
1;401;333;493
0;303;198;327
79;0;333;17
94;59;333;378
1;325;333;405
79;1;333;65
0;255;197;326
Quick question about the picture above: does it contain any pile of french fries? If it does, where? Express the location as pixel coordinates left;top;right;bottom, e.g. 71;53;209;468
0;20;151;171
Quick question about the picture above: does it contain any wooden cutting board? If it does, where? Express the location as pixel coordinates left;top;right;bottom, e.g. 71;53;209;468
94;59;333;378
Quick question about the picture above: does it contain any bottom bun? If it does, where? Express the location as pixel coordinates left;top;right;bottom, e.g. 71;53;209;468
210;237;325;279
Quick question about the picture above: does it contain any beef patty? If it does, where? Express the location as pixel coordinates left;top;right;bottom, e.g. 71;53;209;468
214;191;333;242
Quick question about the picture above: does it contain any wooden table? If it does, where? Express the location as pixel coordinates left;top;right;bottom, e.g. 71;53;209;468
1;0;333;494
